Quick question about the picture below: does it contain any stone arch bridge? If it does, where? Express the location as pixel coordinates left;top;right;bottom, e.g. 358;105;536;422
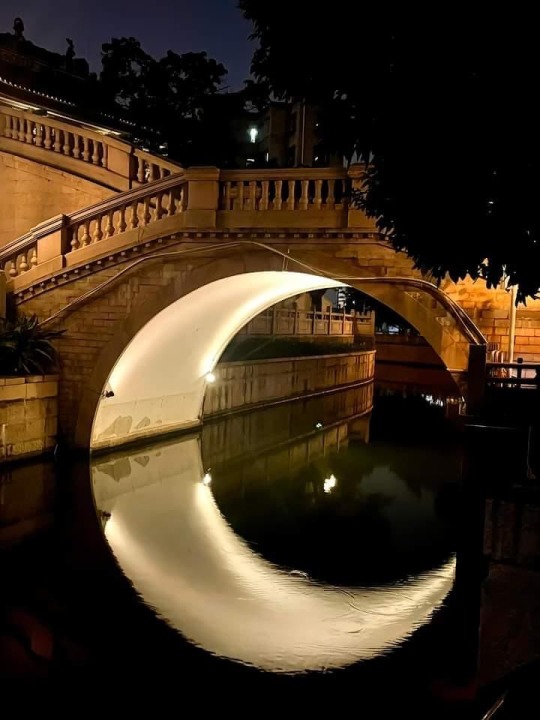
0;93;525;451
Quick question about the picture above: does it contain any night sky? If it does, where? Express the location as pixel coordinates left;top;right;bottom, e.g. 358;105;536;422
0;0;254;88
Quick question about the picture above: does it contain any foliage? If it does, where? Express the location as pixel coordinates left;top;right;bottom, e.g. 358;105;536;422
99;37;242;165
239;3;540;301
0;315;63;376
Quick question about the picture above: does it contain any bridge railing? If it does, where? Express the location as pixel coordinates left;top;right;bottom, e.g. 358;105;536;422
0;165;372;290
0;101;181;191
239;307;374;338
220;168;350;212
486;361;539;390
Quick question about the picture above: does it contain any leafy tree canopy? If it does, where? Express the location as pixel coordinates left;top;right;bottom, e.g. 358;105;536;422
239;3;540;301
100;37;244;165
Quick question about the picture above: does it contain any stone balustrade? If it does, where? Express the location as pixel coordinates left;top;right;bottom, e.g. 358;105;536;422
0;166;372;290
239;307;374;338
0;100;181;191
220;168;350;212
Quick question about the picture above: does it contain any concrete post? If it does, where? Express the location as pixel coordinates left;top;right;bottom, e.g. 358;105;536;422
467;344;487;416
106;145;134;184
183;167;220;228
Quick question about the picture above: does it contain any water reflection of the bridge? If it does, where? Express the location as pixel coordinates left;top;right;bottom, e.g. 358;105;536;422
92;385;456;674
201;381;374;476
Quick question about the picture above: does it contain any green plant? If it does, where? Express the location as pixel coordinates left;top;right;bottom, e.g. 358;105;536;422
0;315;64;376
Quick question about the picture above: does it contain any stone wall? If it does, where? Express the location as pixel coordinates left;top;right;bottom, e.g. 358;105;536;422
375;334;443;366
0;375;58;460
0;152;114;247
446;278;540;363
203;351;375;417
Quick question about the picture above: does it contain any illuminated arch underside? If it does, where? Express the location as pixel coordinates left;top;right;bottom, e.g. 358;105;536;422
92;272;347;448
93;436;456;673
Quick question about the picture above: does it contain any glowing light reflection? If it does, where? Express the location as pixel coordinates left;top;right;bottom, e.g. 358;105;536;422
92;437;456;674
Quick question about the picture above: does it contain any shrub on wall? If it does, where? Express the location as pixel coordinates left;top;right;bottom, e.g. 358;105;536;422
0;314;63;376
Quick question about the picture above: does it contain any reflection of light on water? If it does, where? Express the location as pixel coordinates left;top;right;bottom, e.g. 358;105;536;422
323;474;337;494
422;394;445;407
93;438;456;674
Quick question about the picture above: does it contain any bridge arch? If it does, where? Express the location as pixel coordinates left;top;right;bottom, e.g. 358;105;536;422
88;271;347;449
74;258;480;451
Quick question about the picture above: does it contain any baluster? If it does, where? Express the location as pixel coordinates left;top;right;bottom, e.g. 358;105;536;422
118;204;127;232
53;128;62;153
260;181;269;210
105;210;115;237
30;248;38;266
180;186;187;211
153;192;164;221
4;115;12;138
300;180;309;210
25;119;33;144
235;182;244;210
167;189;176;216
223;182;232;210
19;254;28;273
82;136;90;161
72;133;81;159
93;215;103;243
44;124;52;150
70;226;80;251
314;179;323;209
130;201;140;228
287;180;296;210
137;158;145;183
327;179;335;208
81;220;91;247
63;130;71;156
91;140;100;165
18;118;25;142
142;197;151;225
35;123;43;148
9;261;18;277
101;143;107;168
248;181;257;210
274;180;283;210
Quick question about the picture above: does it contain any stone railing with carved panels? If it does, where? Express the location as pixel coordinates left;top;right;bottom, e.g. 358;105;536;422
0;165;371;290
0;101;181;191
239;307;374;338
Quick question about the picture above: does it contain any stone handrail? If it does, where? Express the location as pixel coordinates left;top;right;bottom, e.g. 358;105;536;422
0;170;189;281
0;99;181;191
239;307;374;338
220;167;351;213
0;166;371;288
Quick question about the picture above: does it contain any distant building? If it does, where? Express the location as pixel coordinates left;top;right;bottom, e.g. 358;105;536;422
250;100;341;168
0;20;91;103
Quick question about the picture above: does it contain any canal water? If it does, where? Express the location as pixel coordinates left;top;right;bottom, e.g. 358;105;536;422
0;383;468;709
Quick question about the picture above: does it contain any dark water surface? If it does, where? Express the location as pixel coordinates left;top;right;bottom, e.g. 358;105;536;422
0;385;471;710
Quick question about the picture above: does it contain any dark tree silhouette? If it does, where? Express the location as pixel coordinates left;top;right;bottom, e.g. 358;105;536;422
239;3;540;301
99;37;234;165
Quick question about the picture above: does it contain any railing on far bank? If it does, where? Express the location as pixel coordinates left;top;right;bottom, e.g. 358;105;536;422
0;99;181;191
486;362;540;390
239;307;374;339
0;165;373;291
